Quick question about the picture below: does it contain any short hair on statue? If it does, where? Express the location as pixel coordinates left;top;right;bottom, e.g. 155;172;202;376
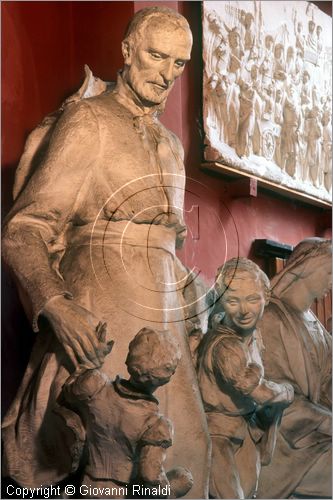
126;327;181;382
215;257;271;301
123;6;191;44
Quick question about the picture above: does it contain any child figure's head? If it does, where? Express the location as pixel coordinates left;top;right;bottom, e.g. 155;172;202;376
126;328;181;392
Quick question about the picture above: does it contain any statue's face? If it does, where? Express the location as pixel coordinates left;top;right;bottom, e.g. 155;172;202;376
288;85;296;100
303;72;309;84
209;75;219;90
265;38;273;50
221;272;267;336
123;22;192;105
245;13;253;28
275;46;283;58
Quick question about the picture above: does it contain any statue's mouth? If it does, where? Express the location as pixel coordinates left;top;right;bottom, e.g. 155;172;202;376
150;82;169;91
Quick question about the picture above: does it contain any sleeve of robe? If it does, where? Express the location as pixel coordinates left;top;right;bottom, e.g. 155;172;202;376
2;100;100;332
212;337;292;405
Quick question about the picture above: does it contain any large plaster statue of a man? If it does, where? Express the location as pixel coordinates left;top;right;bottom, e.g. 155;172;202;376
257;238;332;499
2;7;210;496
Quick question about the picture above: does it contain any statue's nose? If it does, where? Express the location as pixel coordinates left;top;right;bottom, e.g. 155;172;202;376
160;61;174;85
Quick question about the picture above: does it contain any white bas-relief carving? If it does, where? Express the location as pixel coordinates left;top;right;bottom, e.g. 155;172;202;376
62;328;193;499
322;107;332;192
196;258;294;499
2;7;211;497
203;1;332;203
280;84;301;178
256;238;332;499
304;105;323;185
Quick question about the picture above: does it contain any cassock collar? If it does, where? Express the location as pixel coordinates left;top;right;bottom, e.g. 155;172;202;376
113;72;165;118
113;376;159;404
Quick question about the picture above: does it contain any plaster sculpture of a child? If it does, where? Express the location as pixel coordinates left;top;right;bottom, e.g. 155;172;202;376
62;327;193;499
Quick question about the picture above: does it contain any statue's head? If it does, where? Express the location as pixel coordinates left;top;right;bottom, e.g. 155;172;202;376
308;20;315;34
287;83;297;99
126;327;181;390
302;70;310;83
322;108;331;126
228;27;241;49
121;7;192;106
215;258;270;337
244;12;254;28
274;43;284;58
208;72;219;89
287;46;295;59
265;34;274;50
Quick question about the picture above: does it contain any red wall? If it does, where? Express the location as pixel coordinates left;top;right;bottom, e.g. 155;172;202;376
2;1;134;212
2;1;332;411
178;2;331;281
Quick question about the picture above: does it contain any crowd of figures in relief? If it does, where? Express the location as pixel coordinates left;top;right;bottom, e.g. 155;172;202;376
204;1;332;193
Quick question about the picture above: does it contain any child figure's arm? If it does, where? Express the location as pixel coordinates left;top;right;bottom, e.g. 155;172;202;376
138;416;173;493
139;445;169;489
63;335;114;403
63;368;109;402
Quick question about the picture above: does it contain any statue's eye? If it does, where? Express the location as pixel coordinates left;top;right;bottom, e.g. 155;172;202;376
248;296;260;303
175;60;185;68
150;52;162;60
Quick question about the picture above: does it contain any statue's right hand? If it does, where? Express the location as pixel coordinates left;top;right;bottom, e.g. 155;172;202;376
42;295;109;370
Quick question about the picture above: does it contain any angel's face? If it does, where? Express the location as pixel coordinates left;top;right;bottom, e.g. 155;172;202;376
221;271;267;337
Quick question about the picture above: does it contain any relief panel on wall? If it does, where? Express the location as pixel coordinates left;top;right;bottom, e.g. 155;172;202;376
202;1;332;203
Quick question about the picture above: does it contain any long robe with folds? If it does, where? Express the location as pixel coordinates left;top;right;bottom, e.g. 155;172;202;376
196;324;283;499
2;76;210;497
257;267;332;498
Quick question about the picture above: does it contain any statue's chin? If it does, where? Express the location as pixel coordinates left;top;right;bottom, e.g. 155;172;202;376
140;90;168;106
134;82;171;107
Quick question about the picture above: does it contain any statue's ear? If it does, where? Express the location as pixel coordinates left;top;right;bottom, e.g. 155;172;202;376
265;288;271;306
122;40;132;65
